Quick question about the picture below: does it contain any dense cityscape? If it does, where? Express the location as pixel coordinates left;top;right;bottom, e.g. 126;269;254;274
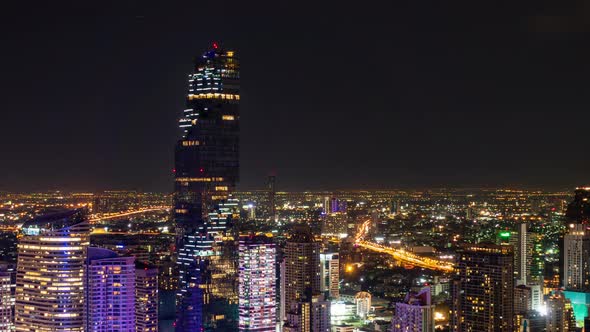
1;42;589;332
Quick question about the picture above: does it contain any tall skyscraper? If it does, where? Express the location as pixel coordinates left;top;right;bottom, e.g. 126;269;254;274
284;226;321;307
238;235;276;332
282;225;326;331
450;244;514;332
563;224;590;291
15;209;89;331
0;263;12;331
515;223;544;286
390;288;435;332
174;42;240;242
319;253;339;300
86;247;136;332
174;43;240;331
516;222;531;284
135;263;159;332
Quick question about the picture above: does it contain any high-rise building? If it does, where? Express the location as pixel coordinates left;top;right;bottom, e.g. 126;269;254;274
311;294;331;332
238;235;276;332
0;262;13;331
86;247;136;332
174;42;240;242
450;244;514;332
514;284;533;315
284;301;311;332
516;223;531;284
563;224;590;291
280;258;287;323
546;292;576;332
135;263;159;332
515;223;545;286
284;226;321;306
174;43;240;331
319;253;339;300
15;209;89;331
390;288;435;332
282;225;326;331
283;294;330;332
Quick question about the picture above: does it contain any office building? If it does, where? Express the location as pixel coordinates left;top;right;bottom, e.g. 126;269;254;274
15;209;89;331
284;226;321;306
563;224;590;291
0;262;12;331
174;43;240;331
319;253;339;300
238;235;276;332
390;288;435;332
86;247;136;332
546;292;576;332
136;263;159;332
282;225;326;331
450;244;514;332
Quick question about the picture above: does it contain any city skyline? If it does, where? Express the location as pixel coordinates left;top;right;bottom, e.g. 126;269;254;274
1;1;589;192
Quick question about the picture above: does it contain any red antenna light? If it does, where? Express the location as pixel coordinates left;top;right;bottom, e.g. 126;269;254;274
212;42;218;49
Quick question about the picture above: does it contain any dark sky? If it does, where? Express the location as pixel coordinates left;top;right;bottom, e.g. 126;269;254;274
0;0;589;192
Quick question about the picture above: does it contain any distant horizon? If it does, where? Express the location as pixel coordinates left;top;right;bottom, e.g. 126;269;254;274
0;185;583;194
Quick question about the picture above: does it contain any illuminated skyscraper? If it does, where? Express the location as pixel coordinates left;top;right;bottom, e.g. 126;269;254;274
174;42;239;242
0;262;12;331
135;263;159;332
15;209;89;331
282;226;328;331
563;224;590;291
174;43;240;331
319;253;339;300
238;235;276;332
86;247;136;332
450;244;514;332
284;226;321;308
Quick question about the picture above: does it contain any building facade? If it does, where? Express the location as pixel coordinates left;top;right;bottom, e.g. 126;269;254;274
0;263;12;331
319;253;339;300
563;224;590;291
86;247;136;332
174;43;240;331
14;209;89;331
238;235;276;332
390;288;435;332
135;264;159;332
450;244;514;332
546;292;576;332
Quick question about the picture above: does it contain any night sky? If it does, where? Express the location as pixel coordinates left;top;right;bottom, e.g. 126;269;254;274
1;1;588;192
